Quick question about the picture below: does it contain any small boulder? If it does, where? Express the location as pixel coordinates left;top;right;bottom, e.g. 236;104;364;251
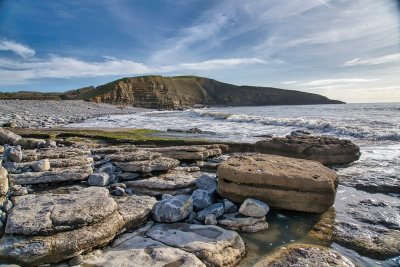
0;165;8;197
222;199;238;214
204;214;217;225
31;159;50;172
114;186;125;196
152;195;193;223
197;203;224;222
239;198;269;217
88;172;110;186
241;221;269;233
0;128;21;145
97;162;116;176
196;174;218;191
3;146;22;163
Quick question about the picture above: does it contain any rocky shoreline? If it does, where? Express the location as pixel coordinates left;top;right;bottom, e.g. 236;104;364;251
0;103;398;266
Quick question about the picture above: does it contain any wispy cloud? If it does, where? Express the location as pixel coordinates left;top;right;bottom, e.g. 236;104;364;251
0;39;35;58
283;81;298;84
343;54;400;67
300;78;380;86
175;58;267;71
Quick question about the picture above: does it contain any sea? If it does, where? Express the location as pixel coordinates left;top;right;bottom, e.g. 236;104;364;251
71;102;400;266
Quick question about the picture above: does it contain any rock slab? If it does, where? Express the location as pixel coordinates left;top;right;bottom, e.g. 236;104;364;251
218;153;338;213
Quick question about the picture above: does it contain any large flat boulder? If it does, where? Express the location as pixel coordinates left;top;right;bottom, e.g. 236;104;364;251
144;145;222;160
114;157;179;173
9;165;93;185
146;223;245;267
107;150;162;162
255;135;360;165
22;147;91;162
218;153;338;213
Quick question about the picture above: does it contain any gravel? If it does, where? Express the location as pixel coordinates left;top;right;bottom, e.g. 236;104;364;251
0;100;150;128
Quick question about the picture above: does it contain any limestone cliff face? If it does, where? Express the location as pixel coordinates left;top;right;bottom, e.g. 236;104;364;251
79;75;344;109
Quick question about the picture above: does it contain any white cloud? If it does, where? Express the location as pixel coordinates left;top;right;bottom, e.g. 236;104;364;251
176;58;267;71
343;54;400;67
283;81;298;84
0;39;35;58
301;78;380;86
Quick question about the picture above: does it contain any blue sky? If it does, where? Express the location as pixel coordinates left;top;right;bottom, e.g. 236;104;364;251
0;0;399;103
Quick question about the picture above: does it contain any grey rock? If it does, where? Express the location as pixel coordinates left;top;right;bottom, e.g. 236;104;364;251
110;183;126;189
1;162;16;174
91;145;137;155
0;128;21;145
9;165;93;185
175;166;201;172
222;199;238;214
239;198;269;217
114;157;180;173
5;187;117;236
107;150;162;162
191;189;217;211
117;172;140;180
31;159;50;172
97;162;116;176
88;172;110;186
13;187;28;196
3;200;13;212
114;186;125;196
217;212;266;231
146;223;245;267
82;233;205;267
197;203;224;222
195;174;218;191
188;211;198;224
151;195;193;223
162;193;173;200
145;145;222;160
4;146;22;163
44;140;57;148
23;147;91;162
204;214;217;225
14;138;45;149
49;156;93;168
125;188;134;195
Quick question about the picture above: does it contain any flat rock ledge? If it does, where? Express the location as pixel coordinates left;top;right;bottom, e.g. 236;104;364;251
146;223;246;267
144;145;222;160
255;135;360;165
254;244;355;267
0;187;156;265
218;153;338;213
114;157;179;173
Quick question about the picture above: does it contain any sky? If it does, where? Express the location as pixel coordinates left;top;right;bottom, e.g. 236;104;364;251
0;0;399;103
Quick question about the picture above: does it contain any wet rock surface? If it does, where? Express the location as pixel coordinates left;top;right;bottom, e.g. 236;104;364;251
218;153;338;213
254;243;355;267
255;135;360;165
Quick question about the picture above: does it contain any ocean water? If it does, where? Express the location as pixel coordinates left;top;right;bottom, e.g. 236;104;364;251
71;102;400;266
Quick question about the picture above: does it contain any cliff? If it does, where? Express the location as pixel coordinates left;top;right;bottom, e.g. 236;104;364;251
0;76;344;108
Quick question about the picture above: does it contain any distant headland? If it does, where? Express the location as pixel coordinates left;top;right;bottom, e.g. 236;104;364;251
0;75;344;109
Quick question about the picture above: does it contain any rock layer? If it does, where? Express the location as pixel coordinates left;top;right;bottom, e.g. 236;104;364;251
218;153;338;213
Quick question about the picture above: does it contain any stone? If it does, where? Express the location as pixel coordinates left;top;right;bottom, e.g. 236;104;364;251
0;211;6;223
9;165;93;185
124;170;199;196
91;145;137;155
5;187;116;236
255;135;361;165
152;195;193;223
114;157;179;173
144;145;222;160
0;128;21;145
96;162;116;176
2;162;17;174
218;153;338;213
12;187;28;196
3;200;13;212
82;233;205;267
31;159;50;172
88;172;110;186
217;212;266;231
175;166;201;172
197;203;224;222
204;214;217;225
146;223;245;267
44;140;57;148
195;174;218;191
191;189;217;211
221;199;238;214
114;186;125;196
162;193;173;200
107;150;162;162
0;166;8;197
241;221;269;233
114;194;157;229
14;138;45;149
254;244;355;267
4;146;22;163
22;147;91;162
239;198;269;217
